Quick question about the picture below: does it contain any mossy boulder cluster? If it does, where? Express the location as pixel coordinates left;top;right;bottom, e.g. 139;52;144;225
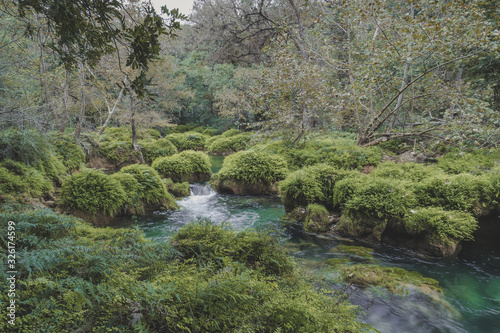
152;150;212;182
205;129;251;155
280;155;500;256
60;165;178;224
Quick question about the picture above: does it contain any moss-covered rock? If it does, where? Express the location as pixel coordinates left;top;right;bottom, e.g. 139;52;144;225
152;150;211;183
139;138;178;164
279;164;359;212
60;169;128;223
304;203;330;232
0;160;53;198
165;132;208;151
119;164;178;210
206;133;251;155
164;178;190;198
212;150;288;195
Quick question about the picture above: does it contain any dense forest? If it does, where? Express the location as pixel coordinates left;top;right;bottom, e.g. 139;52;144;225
0;0;499;332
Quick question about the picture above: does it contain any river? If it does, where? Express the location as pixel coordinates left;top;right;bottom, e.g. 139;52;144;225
118;157;500;333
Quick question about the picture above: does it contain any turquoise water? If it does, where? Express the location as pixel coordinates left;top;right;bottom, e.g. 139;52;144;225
123;157;500;332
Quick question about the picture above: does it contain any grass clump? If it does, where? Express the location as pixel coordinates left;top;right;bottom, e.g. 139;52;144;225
0;207;370;333
60;168;127;216
342;264;441;295
437;150;500;174
279;164;359;212
164;178;190;198
139;138;178;164
304;203;330;232
206;132;251;154
119;164;177;209
217;150;288;185
165;131;208;151
152;150;212;182
404;207;478;244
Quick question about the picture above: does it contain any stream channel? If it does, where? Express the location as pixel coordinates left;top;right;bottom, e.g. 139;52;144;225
117;156;500;333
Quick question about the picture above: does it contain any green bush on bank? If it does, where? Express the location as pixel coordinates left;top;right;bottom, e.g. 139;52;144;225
164;178;190;198
139;138;178;164
60;168;127;216
437;150;500;174
217;150;288;185
304;203;330;232
119;164;177;209
206;132;251;154
0;160;53;197
51;133;86;171
404;207;478;244
279;164;359;212
165;131;208;151
0;207;368;333
153;150;211;182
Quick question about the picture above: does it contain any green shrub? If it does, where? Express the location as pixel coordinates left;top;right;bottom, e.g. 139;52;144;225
437;150;500;174
280;164;359;212
413;173;497;216
139;138;178;164
52;135;86;171
152;150;211;182
60;169;127;216
119;164;177;209
164;178;190;198
138;128;161;140
304;203;330;232
217;150;288;185
221;128;242;137
110;172;140;202
1;160;53;197
165;131;208;151
206;133;251;154
371;161;443;182
404;207;478;243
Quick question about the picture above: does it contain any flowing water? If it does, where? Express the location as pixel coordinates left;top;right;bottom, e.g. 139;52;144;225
123;157;500;332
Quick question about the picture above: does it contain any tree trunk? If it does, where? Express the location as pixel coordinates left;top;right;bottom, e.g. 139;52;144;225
98;87;124;135
129;88;145;163
59;69;69;132
75;62;86;140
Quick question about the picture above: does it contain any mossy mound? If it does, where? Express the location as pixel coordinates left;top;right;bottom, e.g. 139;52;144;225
165;131;208;151
119;164;178;210
212;150;288;195
0;160;53;198
437;150;500;174
413;173;498;216
371;161;443;182
342;264;441;295
304;203;330;233
206;133;251;155
52;134;85;172
110;172;141;208
279;164;359;212
60;168;128;221
152;150;212;183
139;138;178;164
164;178;191;198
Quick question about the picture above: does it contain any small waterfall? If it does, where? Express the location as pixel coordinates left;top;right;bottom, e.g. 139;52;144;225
190;183;215;196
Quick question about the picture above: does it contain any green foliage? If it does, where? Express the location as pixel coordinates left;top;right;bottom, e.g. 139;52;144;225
404;207;478;243
165;131;208;151
52;134;86;171
217;150;288;185
60;168;127;216
371;161;443;182
110;172;140;203
437;150;500;174
342;264;441;295
164;178;190;198
206;132;251;154
304;204;330;233
0;160;53;197
0;207;368;333
139;138;178;164
152;150;212;182
0;128;66;181
280;164;359;212
119;164;177;209
220;128;242;137
413;173;498;216
138;128;161;140
97;128;136;163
